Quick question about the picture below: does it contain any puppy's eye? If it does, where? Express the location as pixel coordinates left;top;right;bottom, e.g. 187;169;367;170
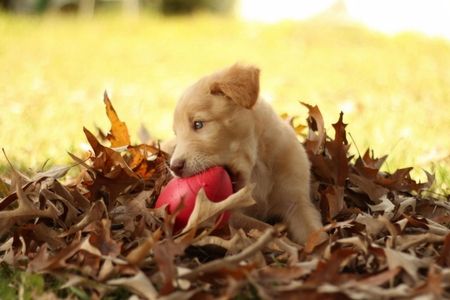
193;120;204;130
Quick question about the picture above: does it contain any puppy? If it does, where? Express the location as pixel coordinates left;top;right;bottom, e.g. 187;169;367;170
164;64;323;244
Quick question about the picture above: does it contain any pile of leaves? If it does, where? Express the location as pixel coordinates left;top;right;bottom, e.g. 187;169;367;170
0;94;449;299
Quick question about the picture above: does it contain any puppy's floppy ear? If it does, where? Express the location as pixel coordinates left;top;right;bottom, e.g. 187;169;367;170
210;64;260;109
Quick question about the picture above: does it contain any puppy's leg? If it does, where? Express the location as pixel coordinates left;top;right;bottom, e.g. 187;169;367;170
287;191;324;244
229;211;271;233
272;188;324;244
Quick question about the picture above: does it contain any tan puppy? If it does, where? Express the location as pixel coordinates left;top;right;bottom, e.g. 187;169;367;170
165;64;323;244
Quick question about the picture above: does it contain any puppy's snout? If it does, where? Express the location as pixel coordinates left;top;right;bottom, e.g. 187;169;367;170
170;159;185;177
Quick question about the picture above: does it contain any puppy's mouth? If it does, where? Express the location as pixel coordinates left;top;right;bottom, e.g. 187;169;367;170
224;166;242;193
180;165;242;193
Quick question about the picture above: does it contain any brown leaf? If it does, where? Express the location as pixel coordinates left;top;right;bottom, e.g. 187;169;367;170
357;266;401;286
126;228;162;265
153;238;187;295
368;195;395;215
437;233;450;267
326;140;351;186
40;189;79;227
304;227;329;254
2;99;448;299
66;184;91;212
28;232;83;272
354;149;387;179
304;108;351;188
336;236;369;254
0;177;59;229
19;223;66;250
61;201;106;237
84;169;141;208
349;174;388;203
181;185;256;234
127;144;169;182
31;165;71;182
332;111;348;146
83;128;135;176
180;227;277;281
414;265;444;298
416;198;450;221
384;248;432;282
376;167;430;192
81;128;146;206
257;265;310;283
307;248;358;284
319;185;346;221
110;190;158;234
324;112;351;186
301;102;326;154
86;219;122;257
308;154;335;184
108;271;157;300
396;233;445;251
317;281;412;299
193;232;240;250
355;213;388;236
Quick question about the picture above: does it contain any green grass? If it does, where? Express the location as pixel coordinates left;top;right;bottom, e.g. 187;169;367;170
0;263;45;300
0;263;132;299
0;13;449;192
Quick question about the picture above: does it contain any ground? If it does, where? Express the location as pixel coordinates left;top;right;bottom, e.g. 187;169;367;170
0;12;449;297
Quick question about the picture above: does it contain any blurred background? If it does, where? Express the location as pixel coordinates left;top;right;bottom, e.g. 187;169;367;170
0;0;449;192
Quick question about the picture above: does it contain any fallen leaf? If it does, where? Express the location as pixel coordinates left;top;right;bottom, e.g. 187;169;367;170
153;238;188;294
319;185;346;220
307;248;358;284
1;100;448;299
349;174;389;203
86;219;122;257
181;185;256;234
104;91;130;148
384;248;432;282
108;271;157;300
437;233;450;267
354;149;387;179
301;102;326;154
126;228;162;265
0;176;59;227
357;266;401;286
60;201;106;237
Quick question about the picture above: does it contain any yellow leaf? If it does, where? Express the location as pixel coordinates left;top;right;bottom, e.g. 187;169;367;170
104;91;130;148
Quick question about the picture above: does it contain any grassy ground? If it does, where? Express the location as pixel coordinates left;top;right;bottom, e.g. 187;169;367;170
0;13;449;192
0;263;130;299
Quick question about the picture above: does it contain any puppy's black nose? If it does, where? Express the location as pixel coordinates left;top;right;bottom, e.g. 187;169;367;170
170;159;185;176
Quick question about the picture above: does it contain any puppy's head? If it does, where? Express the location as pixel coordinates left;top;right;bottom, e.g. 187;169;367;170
169;64;260;189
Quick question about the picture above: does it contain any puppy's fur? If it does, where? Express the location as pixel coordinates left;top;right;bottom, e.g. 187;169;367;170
164;64;323;243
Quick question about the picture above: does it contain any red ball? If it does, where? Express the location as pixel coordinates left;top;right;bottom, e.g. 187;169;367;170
155;166;232;232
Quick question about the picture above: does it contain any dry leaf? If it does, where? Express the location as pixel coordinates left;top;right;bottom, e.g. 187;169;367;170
0;100;448;299
181;185;256;234
384;248;432;282
108;271;157;300
104;91;130;148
